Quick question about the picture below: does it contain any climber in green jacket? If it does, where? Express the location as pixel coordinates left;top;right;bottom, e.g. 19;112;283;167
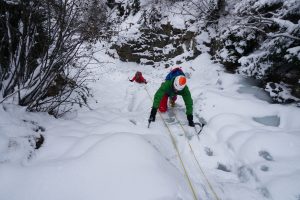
149;75;195;127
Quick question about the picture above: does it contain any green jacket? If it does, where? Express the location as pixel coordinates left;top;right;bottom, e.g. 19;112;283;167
153;79;193;115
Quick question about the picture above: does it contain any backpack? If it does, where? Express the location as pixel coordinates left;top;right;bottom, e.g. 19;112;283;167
165;68;185;81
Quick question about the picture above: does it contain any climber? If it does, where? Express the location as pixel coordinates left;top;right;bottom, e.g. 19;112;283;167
129;71;147;84
148;67;195;127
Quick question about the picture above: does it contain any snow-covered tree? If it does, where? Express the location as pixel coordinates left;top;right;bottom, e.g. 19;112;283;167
0;0;97;117
168;0;221;22
131;0;140;15
211;0;300;102
80;0;108;41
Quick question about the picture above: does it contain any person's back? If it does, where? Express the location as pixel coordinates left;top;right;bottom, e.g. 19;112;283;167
165;67;185;81
154;77;192;114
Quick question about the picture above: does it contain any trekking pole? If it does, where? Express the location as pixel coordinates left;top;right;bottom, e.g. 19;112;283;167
148;119;151;128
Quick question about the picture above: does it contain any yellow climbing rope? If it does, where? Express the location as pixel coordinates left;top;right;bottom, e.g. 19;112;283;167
144;85;220;200
144;86;198;200
173;113;220;200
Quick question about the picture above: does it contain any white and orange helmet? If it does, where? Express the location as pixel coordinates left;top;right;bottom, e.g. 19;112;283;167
173;75;187;91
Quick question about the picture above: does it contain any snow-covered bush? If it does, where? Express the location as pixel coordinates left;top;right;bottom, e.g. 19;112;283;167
212;0;300;102
106;0;141;19
79;0;109;42
212;27;261;72
167;0;221;22
265;82;299;103
0;0;94;117
0;104;45;164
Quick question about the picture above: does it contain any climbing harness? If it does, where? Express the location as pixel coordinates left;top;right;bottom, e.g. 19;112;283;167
144;85;220;200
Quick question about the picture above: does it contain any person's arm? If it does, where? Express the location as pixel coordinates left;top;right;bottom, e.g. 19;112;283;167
181;86;194;127
153;81;170;109
142;77;147;84
130;76;136;82
149;81;170;122
181;86;193;115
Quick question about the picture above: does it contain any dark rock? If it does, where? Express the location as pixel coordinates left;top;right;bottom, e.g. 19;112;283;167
257;2;283;13
111;23;197;65
269;82;276;90
113;43;141;63
35;134;44;149
292;84;300;98
161;23;173;35
182;31;195;42
176;60;183;64
173;28;182;35
143;60;155;65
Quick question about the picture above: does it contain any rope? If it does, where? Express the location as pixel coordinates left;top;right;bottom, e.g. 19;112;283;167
144;86;199;200
144;85;220;200
173;111;221;200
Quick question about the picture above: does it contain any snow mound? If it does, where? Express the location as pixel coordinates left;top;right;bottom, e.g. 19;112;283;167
0;133;188;200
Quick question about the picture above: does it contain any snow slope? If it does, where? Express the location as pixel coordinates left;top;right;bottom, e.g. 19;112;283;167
1;43;300;200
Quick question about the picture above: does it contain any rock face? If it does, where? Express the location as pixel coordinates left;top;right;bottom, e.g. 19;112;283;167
109;0;300;103
111;23;200;66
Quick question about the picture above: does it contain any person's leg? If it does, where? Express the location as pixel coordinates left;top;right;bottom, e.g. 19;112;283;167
158;94;168;112
169;95;177;107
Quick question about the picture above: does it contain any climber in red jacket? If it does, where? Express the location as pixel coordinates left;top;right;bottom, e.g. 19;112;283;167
129;71;147;84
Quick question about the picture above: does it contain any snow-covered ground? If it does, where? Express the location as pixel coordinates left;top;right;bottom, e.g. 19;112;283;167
1;45;300;200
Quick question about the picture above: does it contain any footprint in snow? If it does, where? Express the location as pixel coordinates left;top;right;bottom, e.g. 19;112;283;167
259;150;274;161
217;163;231;172
129;119;137;125
260;165;269;172
204;147;213;156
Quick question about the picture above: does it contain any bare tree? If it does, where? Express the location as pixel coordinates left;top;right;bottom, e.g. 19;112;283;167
232;10;300;41
165;0;221;22
0;0;105;116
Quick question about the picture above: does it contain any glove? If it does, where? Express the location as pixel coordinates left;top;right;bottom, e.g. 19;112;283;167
149;108;157;122
187;114;195;127
129;80;133;82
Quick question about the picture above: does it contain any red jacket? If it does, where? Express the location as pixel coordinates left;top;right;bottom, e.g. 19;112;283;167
130;72;147;84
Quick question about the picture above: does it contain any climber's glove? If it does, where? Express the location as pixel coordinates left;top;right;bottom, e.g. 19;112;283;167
149;108;157;122
187;114;195;127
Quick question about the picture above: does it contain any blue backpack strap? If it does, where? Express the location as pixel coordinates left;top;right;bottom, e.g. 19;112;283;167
165;68;185;80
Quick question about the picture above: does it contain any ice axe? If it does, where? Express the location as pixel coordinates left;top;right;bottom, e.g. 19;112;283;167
148;119;151;128
194;122;204;135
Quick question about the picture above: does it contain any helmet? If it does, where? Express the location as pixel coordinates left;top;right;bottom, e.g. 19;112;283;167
173;75;187;91
135;71;142;78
